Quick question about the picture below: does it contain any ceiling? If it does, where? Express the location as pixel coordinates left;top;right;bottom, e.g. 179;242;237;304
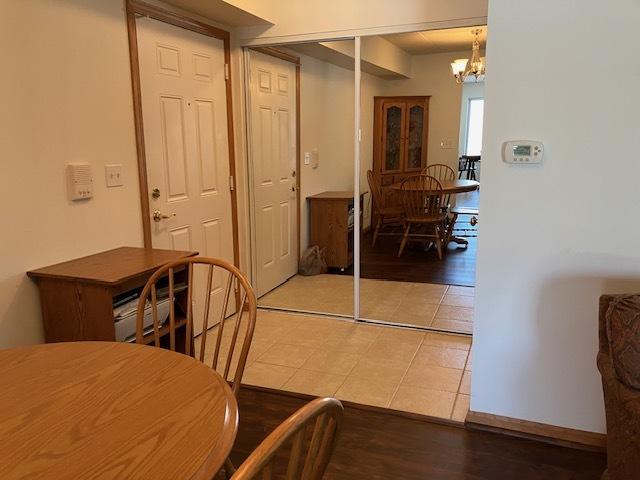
384;26;487;55
162;0;273;27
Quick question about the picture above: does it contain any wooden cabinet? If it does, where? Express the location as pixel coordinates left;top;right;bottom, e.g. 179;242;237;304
373;95;430;189
27;247;197;351
308;191;365;270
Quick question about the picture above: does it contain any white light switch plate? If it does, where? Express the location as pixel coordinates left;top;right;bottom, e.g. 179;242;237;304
304;152;311;165
105;164;123;187
440;139;455;149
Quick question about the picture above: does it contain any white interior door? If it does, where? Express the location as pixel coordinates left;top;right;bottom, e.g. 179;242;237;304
248;51;298;297
137;17;235;333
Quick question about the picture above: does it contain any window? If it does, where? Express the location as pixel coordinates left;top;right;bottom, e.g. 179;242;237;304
465;98;484;156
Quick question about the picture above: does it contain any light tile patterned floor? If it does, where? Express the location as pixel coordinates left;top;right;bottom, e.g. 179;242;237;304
258;274;474;334
197;309;472;422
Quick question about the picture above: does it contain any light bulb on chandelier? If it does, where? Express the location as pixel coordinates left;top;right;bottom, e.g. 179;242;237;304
451;28;485;84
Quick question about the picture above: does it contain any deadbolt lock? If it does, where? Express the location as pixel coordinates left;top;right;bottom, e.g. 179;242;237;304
151;188;160;199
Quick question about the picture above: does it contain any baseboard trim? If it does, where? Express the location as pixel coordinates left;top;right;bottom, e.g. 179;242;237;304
465;411;606;452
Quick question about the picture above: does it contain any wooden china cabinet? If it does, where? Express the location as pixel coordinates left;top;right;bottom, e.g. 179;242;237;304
373;95;430;185
372;96;430;217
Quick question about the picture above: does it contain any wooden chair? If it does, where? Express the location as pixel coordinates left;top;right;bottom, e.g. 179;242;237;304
136;257;257;396
231;397;344;480
423;163;456;208
398;175;448;259
458;155;480;180
136;257;257;478
367;170;403;247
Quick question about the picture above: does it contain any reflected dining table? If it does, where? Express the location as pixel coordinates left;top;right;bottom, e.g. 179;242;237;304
390;178;480;249
389;178;479;195
0;341;237;480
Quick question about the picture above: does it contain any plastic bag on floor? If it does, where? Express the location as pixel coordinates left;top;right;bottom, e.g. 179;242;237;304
298;246;328;276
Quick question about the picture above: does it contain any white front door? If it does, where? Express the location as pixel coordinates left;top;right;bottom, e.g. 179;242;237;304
248;51;298;297
137;18;235;333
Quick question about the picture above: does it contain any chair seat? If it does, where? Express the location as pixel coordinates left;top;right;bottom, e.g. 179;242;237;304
404;213;447;224
451;207;479;215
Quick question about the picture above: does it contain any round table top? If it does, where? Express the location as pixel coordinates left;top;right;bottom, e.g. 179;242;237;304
0;342;238;480
390;178;479;194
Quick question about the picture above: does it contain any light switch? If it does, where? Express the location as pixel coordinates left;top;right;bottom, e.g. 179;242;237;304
105;164;123;187
440;139;455;149
304;152;311;165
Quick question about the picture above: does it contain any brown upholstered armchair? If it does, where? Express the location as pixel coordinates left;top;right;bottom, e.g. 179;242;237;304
597;294;640;479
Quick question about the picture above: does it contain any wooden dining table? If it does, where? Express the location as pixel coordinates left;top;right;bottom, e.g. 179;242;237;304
0;342;237;480
390;178;479;250
389;178;479;194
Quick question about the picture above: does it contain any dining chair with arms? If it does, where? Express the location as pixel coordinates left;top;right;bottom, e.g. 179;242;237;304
367;169;403;247
423;163;456;181
423;163;456;209
136;257;257;478
398;175;448;259
231;397;344;480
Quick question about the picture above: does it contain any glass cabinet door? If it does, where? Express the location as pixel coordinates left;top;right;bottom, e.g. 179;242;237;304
406;103;426;171
382;102;405;172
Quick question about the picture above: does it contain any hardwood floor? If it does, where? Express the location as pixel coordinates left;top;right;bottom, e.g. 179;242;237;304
351;192;479;287
357;234;477;287
231;387;607;480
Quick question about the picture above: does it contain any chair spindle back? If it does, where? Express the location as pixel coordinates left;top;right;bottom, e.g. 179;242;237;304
367;169;385;213
135;257;257;396
400;175;444;219
423;164;455;207
231;397;344;480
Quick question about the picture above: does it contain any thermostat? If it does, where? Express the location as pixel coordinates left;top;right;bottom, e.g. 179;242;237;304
502;140;544;164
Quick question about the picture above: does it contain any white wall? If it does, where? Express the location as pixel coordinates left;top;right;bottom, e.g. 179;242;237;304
298;51;386;251
473;0;640;433
0;0;143;347
382;51;469;173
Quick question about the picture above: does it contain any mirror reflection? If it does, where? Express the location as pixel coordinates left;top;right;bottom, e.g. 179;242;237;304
251;40;356;317
359;27;485;334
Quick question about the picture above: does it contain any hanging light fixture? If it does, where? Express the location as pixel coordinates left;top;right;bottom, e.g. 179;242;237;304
451;28;485;84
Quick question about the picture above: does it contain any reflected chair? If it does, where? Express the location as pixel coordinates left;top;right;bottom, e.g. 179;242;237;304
367;170;403;247
136;257;257;477
423;163;456;209
398;175;447;259
458;155;481;180
231;397;344;480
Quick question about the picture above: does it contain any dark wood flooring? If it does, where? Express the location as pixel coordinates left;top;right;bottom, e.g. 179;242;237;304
349;191;479;287
356;233;477;287
231;387;606;480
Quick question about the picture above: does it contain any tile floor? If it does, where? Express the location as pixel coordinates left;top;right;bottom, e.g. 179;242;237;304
197;309;472;422
258;274;474;334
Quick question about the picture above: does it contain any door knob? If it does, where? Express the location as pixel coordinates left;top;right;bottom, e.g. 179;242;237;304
153;210;176;222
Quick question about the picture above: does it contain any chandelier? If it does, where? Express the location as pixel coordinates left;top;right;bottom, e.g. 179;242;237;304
451;28;485;84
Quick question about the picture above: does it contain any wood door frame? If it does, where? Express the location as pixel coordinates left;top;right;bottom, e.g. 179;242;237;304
125;0;240;269
244;46;301;289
